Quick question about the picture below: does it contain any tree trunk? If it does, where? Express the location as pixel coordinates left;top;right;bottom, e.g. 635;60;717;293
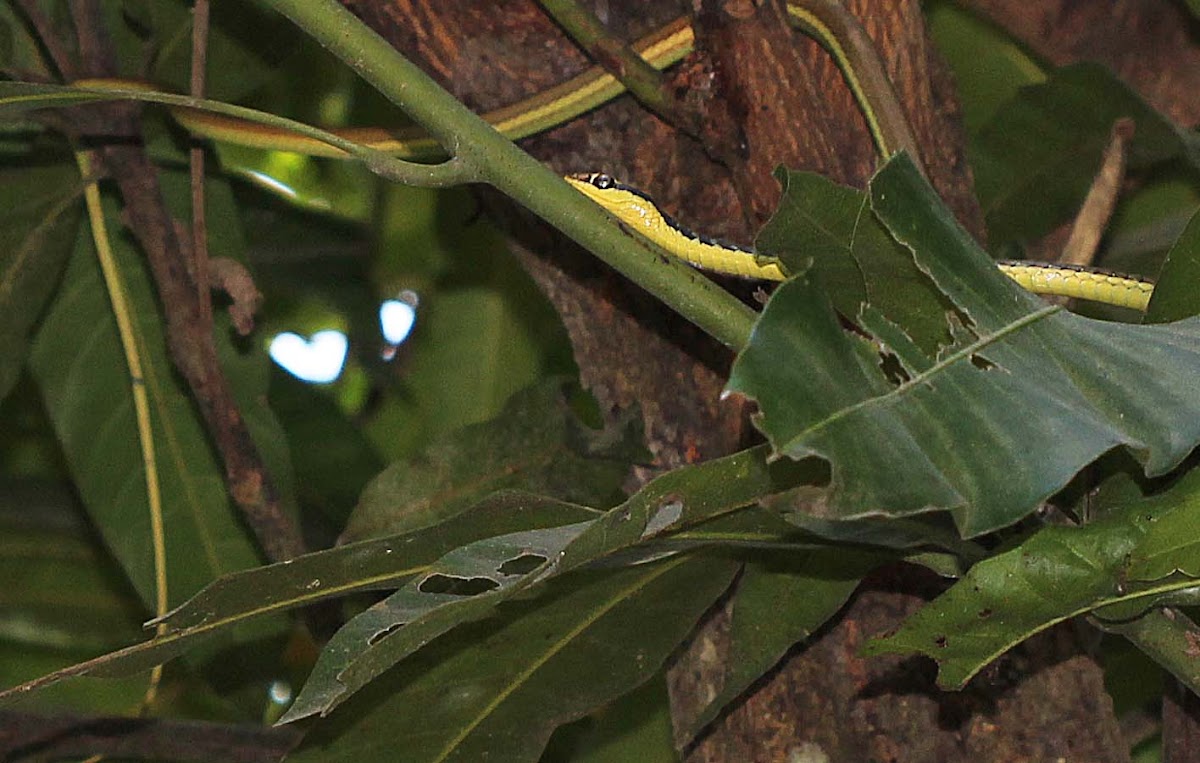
344;1;1129;759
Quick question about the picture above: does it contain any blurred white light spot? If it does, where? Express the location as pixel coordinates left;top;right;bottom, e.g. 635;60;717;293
380;292;418;346
268;679;293;705
241;170;298;200
269;330;348;383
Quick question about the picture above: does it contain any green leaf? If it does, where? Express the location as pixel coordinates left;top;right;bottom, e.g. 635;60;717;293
0;163;81;405
287;556;738;763
862;474;1200;689
342;380;643;541
269;370;384;525
864;508;1142;688
728;154;1200;536
1144;206;1200;323
1124;468;1200;583
678;550;878;744
757;169;951;352
972;63;1198;245
0;492;597;696
395;278;571;444
926;1;1045;135
141;0;293;101
761;487;985;559
0;3;57;79
0;483;143;655
0;482;151;714
28;171;290;607
556;677;677;763
283;445;787;723
0;446;786;706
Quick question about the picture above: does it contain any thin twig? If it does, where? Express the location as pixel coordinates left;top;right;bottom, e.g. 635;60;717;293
190;0;213;326
68;2;307;563
60;81;479;187
535;0;704;140
1061;117;1135;268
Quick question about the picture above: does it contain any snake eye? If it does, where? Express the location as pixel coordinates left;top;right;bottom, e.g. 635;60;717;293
592;173;614;189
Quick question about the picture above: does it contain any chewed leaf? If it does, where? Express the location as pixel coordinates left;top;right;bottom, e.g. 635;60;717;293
0;494;599;699
287;557;738;763
757;169;951;353
282;445;787;723
728;154;1200;536
867;470;1200;688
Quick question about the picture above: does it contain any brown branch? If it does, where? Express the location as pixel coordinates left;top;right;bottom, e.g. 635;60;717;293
0;709;300;763
100;142;304;563
67;1;305;564
68;0;116;76
190;0;214;327
1060;117;1134;268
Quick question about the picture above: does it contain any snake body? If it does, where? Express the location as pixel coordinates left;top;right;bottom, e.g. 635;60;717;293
565;173;1155;310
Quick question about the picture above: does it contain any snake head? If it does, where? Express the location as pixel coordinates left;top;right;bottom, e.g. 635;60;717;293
567;172;618;189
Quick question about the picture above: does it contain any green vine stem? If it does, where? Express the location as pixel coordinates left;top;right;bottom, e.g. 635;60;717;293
1093;608;1200;698
253;0;758;351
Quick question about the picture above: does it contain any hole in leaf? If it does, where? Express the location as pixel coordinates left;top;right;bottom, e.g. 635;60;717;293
642;499;683;538
498;553;547;576
878;352;910;385
418;573;500;596
970;353;996;371
367;623;403;646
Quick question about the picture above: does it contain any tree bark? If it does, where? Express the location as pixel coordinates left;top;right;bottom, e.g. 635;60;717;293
343;1;1128;759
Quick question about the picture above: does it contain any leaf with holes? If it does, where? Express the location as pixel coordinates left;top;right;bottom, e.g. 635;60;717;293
287;557;738;763
757;168;951;353
865;469;1200;688
728;154;1200;536
282;445;787;723
0;493;596;698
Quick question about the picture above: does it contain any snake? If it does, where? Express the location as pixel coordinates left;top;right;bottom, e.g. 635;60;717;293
71;0;1155;311
565;173;1155;310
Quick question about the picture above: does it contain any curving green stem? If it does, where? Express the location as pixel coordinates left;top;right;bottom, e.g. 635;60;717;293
253;0;759;350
